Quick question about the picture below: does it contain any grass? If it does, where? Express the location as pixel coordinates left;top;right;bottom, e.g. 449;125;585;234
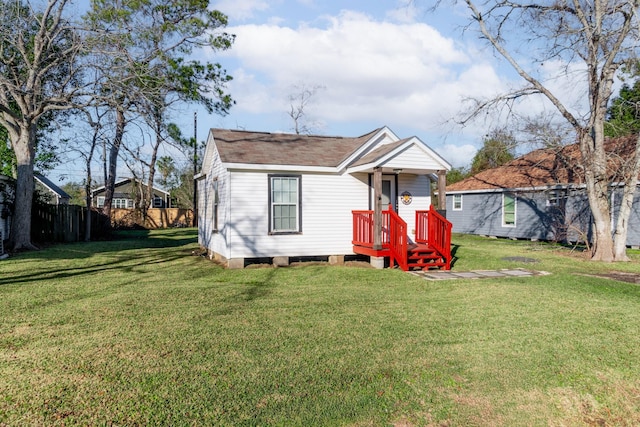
1;229;640;426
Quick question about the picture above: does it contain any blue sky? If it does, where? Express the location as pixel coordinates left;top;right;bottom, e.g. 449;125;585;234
52;0;587;183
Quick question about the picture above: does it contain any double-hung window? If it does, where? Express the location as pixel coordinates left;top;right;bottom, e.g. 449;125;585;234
546;189;567;207
452;194;463;211
502;192;516;227
114;198;128;209
269;175;301;234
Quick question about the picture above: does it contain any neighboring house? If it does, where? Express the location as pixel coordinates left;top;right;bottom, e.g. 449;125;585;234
197;127;452;268
35;173;70;205
91;178;170;209
445;136;640;247
0;174;12;243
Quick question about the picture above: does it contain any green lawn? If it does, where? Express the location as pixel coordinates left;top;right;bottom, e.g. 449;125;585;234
1;229;640;426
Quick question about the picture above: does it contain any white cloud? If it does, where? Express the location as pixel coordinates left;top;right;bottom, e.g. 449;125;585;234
218;11;490;120
207;7;538;146
440;143;478;168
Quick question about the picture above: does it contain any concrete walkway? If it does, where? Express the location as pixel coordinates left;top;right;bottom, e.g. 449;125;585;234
412;268;550;281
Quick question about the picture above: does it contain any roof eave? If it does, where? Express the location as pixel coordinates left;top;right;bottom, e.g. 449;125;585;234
222;162;338;173
445;183;586;194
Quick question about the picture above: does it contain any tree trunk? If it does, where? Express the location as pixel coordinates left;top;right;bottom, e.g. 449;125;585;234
580;130;615;262
8;126;37;251
612;134;640;261
84;161;92;242
143;119;163;223
104;107;125;220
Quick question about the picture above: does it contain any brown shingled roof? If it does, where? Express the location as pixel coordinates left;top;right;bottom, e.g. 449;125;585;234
447;135;638;192
212;128;382;167
349;138;411;167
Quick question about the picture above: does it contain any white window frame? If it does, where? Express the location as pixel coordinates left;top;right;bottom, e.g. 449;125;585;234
153;196;163;208
97;196;105;207
114;198;129;209
269;175;301;234
502;192;517;227
452;194;463;211
212;178;219;232
546;189;567;207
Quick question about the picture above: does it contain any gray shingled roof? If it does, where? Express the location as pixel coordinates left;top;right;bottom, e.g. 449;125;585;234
212;128;382;167
35;173;70;199
349;138;411;167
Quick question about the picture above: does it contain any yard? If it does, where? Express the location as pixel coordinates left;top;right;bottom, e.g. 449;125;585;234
1;229;640;426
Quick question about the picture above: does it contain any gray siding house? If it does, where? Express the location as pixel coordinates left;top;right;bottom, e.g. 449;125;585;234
446;138;640;247
91;178;170;209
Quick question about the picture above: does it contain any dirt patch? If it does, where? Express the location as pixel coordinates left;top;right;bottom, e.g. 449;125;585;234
583;271;640;284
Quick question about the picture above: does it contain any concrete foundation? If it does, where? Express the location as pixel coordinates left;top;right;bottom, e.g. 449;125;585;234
272;256;290;267
329;255;344;265
227;258;245;269
370;256;385;269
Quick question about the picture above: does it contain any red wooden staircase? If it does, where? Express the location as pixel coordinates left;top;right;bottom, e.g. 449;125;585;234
352;205;452;271
407;243;448;270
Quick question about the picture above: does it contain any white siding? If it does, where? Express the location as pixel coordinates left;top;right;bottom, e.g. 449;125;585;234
198;146;231;258
384;145;444;171
397;174;432;242
227;171;370;258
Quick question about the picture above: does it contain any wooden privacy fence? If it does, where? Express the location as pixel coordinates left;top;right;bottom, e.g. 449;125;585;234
31;205;111;243
111;208;193;229
30;206;193;244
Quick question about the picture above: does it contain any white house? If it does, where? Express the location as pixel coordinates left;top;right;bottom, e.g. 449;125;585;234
196;127;452;269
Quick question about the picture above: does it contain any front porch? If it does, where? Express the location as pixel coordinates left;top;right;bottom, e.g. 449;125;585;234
352;205;452;271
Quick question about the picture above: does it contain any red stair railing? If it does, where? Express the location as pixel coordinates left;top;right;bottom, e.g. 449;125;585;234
415;206;452;270
387;206;408;271
352;210;390;247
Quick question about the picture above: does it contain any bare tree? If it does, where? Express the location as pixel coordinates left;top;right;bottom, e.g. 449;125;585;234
443;0;640;261
0;0;85;250
287;83;325;135
61;105;109;241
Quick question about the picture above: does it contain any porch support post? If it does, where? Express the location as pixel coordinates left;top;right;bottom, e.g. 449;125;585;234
437;170;447;212
373;166;382;250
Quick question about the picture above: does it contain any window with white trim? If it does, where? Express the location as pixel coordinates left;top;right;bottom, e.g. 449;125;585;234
212;178;219;232
114;198;129;209
153;196;163;208
452;194;463;211
502;193;516;227
97;196;105;207
546;189;567;207
269;175;301;234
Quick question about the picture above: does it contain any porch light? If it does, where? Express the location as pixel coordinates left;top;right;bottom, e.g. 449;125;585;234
393;168;402;174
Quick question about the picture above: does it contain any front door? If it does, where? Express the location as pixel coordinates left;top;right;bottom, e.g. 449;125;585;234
370;174;397;211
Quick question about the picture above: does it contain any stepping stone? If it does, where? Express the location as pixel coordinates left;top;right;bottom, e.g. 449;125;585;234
472;270;507;277
501;269;534;276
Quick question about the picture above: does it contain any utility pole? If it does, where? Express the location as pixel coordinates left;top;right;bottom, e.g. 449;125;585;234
192;111;198;227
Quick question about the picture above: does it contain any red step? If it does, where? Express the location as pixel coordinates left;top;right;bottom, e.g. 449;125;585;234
407;243;446;271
